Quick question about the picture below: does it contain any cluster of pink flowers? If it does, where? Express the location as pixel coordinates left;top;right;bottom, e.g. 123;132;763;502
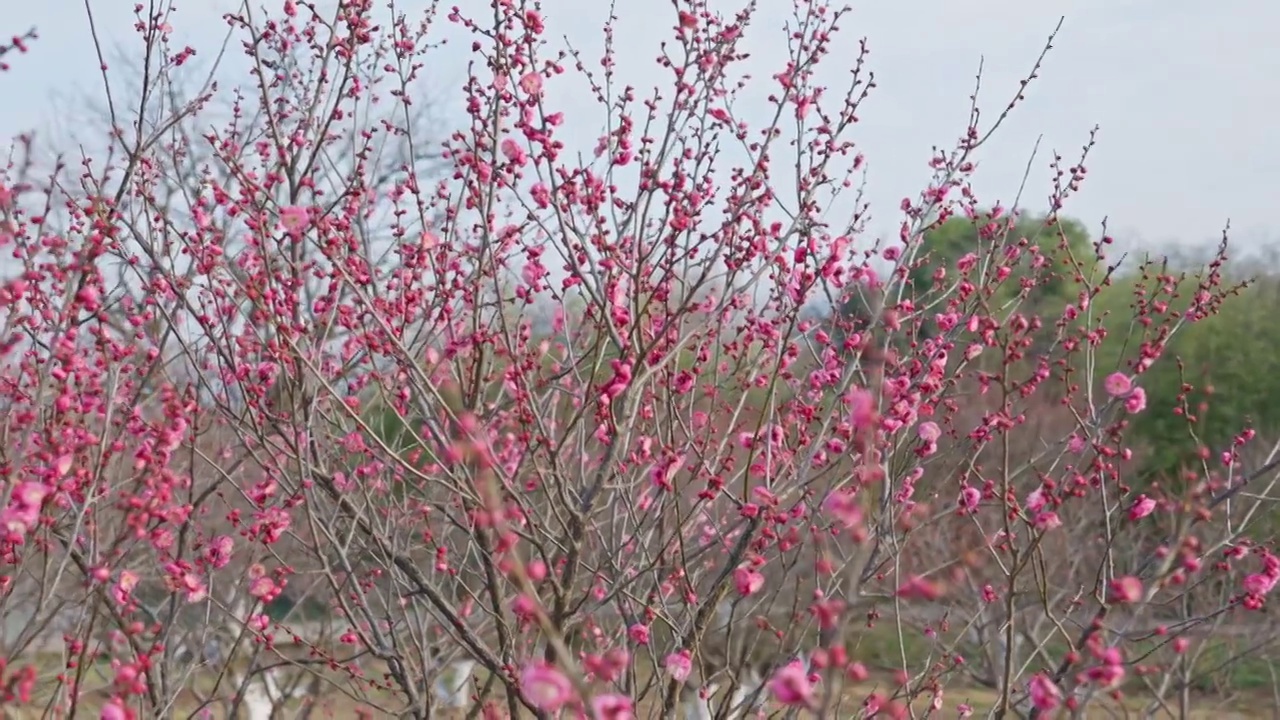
0;0;1266;717
1240;550;1280;610
0;481;49;542
278;205;310;233
1077;643;1127;690
1028;673;1064;711
1128;494;1157;521
1018;483;1064;531
1103;372;1147;413
822;489;863;529
733;564;765;596
1108;575;1144;604
915;420;941;457
768;659;817;708
519;663;634;719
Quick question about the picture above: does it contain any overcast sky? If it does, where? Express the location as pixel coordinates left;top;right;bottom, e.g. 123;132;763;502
2;0;1276;254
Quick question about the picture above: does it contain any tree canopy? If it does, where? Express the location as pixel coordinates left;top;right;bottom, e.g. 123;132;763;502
907;211;1095;314
1094;263;1279;483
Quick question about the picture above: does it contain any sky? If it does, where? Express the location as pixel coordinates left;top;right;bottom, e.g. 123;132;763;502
1;0;1277;255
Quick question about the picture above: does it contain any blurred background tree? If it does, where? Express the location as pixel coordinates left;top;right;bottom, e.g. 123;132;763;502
828;210;1097;362
1091;247;1275;487
823;214;1280;495
905;211;1096;316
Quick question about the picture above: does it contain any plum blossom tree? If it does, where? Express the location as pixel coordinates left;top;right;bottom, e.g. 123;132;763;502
0;1;1276;719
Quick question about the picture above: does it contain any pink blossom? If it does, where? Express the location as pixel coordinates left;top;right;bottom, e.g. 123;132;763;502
590;693;633;720
822;490;862;528
279;205;309;232
1243;573;1277;597
518;71;543;97
1099;644;1124;666
1033;511;1062;531
981;584;999;604
12;481;50;510
917;421;941;443
664;649;692;683
733;566;764;596
751;486;778;506
768;660;815;707
205;535;233;569
167;567;207;603
252;507;291;544
583;648;630;683
847;388;876;431
1028;674;1062;711
627;623;650;646
521;257;548;289
511;593;539;621
0;508;32;537
500;138;527;165
249;576;275;600
100;698;130;720
1025;486;1048;513
1108;576;1143;604
810;597;845;630
1103;372;1132;397
520;663;573;712
672;371;695;394
1128;494;1156;521
1083;661;1126;689
112;571;139;605
1124;386;1147;413
600;359;632;405
957;486;980;513
530;182;551;208
650;453;685;492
